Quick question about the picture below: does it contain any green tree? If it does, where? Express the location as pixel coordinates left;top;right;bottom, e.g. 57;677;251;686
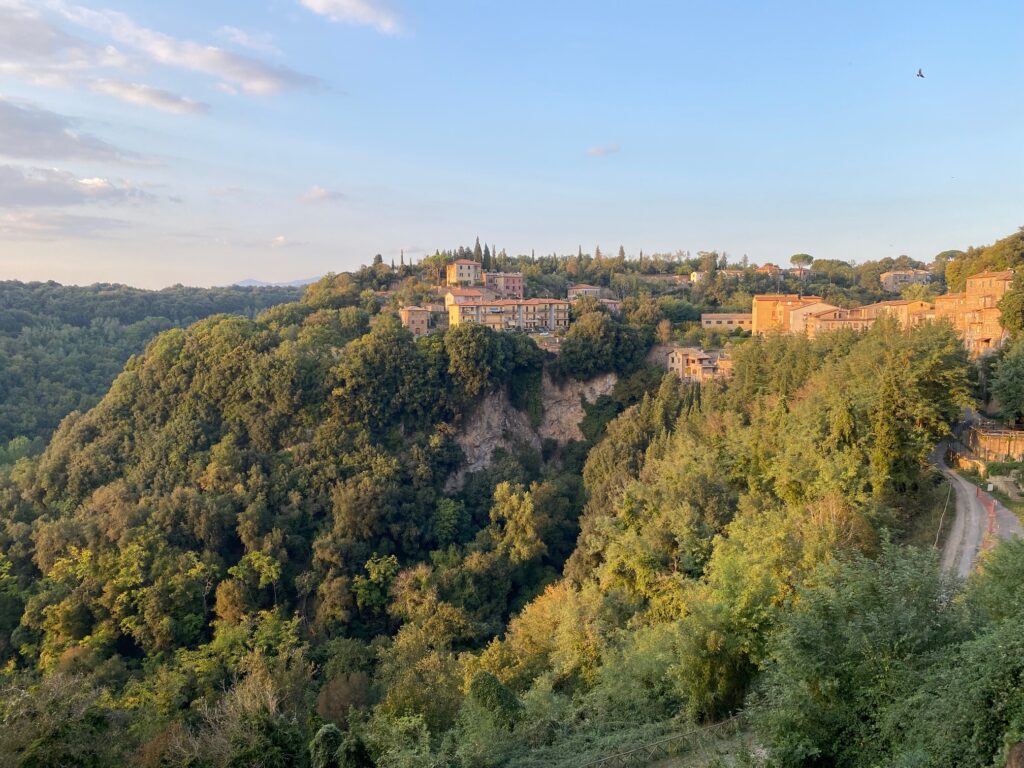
993;339;1024;424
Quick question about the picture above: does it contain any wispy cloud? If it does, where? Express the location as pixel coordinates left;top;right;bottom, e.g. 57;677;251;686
300;184;345;203
0;97;134;162
209;185;245;197
51;1;316;95
0;1;124;87
216;26;280;56
587;143;621;157
90;79;209;114
269;234;302;248
299;0;401;35
0;164;155;207
0;210;128;239
0;1;209;114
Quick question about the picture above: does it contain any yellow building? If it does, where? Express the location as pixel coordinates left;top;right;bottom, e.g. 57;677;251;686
445;259;482;286
666;346;733;383
444;287;493;307
448;298;570;332
751;295;824;334
934;270;1014;355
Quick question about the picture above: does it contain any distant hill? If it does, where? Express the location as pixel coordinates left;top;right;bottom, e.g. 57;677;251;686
0;281;303;446
233;276;321;287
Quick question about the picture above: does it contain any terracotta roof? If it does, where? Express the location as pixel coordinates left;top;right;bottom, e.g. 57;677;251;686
457;299;569;308
569;283;599;290
753;294;823;301
446;287;484;296
451;259;480;266
401;305;427;312
967;270;1014;280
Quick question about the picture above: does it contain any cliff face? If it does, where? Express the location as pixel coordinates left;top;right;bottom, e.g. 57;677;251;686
447;371;617;490
537;371;617;442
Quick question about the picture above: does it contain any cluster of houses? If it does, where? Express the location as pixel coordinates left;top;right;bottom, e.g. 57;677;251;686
399;259;624;337
400;259;1015;390
694;268;1013;357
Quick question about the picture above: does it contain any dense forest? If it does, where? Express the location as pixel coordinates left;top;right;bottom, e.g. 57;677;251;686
0;282;303;448
0;229;1022;767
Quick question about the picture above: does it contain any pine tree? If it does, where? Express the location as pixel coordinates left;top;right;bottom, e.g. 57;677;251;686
473;237;483;263
400;250;405;267
618;245;626;261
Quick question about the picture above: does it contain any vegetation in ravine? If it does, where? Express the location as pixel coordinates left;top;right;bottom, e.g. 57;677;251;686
1;228;1024;766
0;281;302;448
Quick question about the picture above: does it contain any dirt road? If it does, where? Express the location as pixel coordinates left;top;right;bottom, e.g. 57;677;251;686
934;449;1022;577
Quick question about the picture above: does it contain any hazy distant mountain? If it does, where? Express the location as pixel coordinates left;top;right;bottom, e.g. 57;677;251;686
233;276;321;288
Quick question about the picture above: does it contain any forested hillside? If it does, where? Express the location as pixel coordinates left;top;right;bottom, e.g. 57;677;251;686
0;281;302;449
2;267;1017;767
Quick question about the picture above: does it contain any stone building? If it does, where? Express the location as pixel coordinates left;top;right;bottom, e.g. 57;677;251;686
934;270;1014;356
805;299;934;338
880;269;931;293
399;306;431;337
666;346;733;383
751;295;824;334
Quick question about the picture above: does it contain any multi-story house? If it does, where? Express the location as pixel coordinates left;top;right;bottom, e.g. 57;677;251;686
484;271;524;299
880;269;932;293
399;306;431;337
751;295;824;334
444;287;494;307
448;298;570;332
805;299;934;338
446;259;483;286
934;270;1014;355
568;283;602;301
666;346;733;383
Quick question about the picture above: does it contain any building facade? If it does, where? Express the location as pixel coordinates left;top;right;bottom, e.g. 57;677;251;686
934;270;1014;355
568;283;602;301
483;271;524;299
446;259;483;286
444;287;493;307
399;306;431;337
448;298;570;332
701;312;753;331
880;269;932;293
805;299;934;338
751;295;824;334
666;346;733;383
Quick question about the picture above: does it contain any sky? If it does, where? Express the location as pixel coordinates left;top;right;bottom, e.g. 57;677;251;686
0;0;1022;288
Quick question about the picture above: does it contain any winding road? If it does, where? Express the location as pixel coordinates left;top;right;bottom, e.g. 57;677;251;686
933;447;1022;577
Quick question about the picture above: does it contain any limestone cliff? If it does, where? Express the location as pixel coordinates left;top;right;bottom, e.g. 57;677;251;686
446;371;617;490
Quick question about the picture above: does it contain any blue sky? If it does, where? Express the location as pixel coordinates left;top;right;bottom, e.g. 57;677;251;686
0;0;1022;288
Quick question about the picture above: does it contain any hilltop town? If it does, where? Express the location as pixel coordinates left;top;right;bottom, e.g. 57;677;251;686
392;243;1018;386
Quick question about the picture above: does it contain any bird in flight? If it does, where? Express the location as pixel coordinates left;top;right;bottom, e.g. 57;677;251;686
916;68;925;78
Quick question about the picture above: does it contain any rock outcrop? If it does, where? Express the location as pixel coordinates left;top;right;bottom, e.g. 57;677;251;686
538;371;617;443
446;371;617;490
